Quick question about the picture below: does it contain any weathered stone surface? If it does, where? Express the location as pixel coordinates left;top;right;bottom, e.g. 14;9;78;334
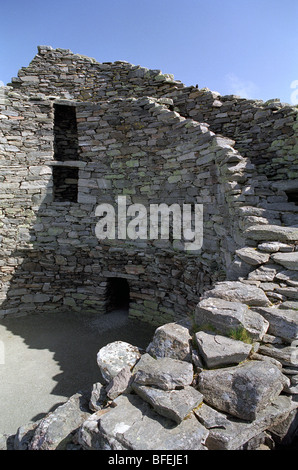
80;394;208;450
268;406;298;446
258;242;293;253
252;307;298;342
248;264;278;282
106;365;133;400
78;408;114;450
281;300;298;310
146;322;192;362
283;375;298;394
197;361;288;421
14;421;40;450
236;247;270;266
195;297;269;340
203;281;271;306
258;344;298;367
250;352;283;369
132;383;203;423
194;395;298;450
271;252;298;271
245;225;298;243
195;331;252;368
97;341;141;383
89;382;107;412
133;353;194;390
276;269;298;287
29;392;91;450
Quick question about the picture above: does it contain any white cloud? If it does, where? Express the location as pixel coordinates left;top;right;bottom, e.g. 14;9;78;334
0;80;4;87
225;73;258;99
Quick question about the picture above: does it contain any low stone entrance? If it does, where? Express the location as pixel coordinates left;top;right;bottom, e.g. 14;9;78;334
106;277;130;313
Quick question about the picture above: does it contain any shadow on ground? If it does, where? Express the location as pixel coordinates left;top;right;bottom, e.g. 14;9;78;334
0;309;156;435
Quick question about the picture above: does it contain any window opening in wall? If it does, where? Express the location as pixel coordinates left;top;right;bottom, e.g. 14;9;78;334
106;277;130;313
285;190;298;206
53;166;79;202
54;104;79;161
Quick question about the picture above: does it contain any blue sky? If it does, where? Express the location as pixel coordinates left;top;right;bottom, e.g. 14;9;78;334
0;0;298;104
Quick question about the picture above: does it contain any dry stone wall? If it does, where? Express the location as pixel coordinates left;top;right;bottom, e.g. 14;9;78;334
166;86;298;184
0;45;298;451
0;45;297;325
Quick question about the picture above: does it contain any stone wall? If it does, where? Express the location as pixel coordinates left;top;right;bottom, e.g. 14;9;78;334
0;86;265;323
9;45;298;186
0;46;297;326
167;87;298;183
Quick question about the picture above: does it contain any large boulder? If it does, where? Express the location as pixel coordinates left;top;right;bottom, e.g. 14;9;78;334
195;331;252;368
133;353;194;390
197;360;289;421
203;281;271;306
146;322;192;362
79;394;209;450
132;383;203;423
97;341;141;383
195;297;269;340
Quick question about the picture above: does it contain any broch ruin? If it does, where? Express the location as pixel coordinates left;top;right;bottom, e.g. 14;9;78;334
0;45;298;450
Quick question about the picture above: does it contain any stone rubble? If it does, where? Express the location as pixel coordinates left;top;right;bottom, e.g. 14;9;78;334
2;317;297;451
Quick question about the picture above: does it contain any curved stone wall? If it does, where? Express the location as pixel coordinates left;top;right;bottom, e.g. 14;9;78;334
0;46;297;327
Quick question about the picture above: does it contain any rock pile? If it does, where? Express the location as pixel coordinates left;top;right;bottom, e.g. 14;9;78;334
3;316;297;451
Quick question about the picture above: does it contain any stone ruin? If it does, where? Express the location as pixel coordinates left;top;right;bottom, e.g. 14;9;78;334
0;45;298;450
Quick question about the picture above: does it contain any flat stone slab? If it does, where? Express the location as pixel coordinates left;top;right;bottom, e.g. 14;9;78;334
203;281;271;306
258;344;298;367
252;307;298;342
248;264;278;282
271;252;298;271
276;269;298;286
132;383;203;423
195;331;252;368
245;225;298;243
197;360;288;421
195;297;269;340
194;395;298;450
97;341;141;383
236;247;270;266
133;353;194;390
146;322;192;362
79;394;209;450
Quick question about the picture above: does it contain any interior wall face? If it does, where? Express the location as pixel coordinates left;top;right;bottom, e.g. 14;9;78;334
0;90;236;325
1;47;297;325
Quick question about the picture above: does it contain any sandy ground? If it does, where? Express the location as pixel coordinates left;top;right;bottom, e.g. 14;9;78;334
0;310;156;436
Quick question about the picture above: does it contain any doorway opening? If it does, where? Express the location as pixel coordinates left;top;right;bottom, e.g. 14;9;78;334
106;277;130;313
285;190;298;206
